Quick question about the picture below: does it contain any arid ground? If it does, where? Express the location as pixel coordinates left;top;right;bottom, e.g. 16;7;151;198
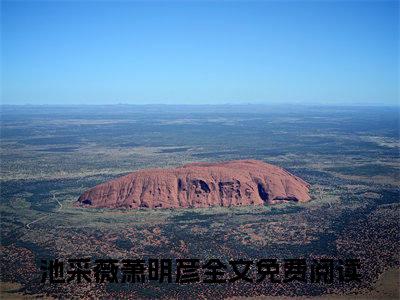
1;105;399;298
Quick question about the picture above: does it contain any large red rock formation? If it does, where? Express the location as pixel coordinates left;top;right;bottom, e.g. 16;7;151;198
77;160;311;209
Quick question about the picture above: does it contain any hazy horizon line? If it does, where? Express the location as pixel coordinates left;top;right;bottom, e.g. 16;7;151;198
1;102;399;108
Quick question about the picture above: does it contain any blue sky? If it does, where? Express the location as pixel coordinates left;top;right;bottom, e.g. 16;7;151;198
1;0;399;105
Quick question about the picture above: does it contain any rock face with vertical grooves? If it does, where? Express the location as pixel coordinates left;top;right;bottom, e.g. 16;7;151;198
76;160;311;209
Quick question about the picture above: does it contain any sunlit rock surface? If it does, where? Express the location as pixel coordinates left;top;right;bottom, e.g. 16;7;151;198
77;160;311;209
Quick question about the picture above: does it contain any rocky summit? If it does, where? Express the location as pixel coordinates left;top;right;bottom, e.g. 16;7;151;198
77;160;311;209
